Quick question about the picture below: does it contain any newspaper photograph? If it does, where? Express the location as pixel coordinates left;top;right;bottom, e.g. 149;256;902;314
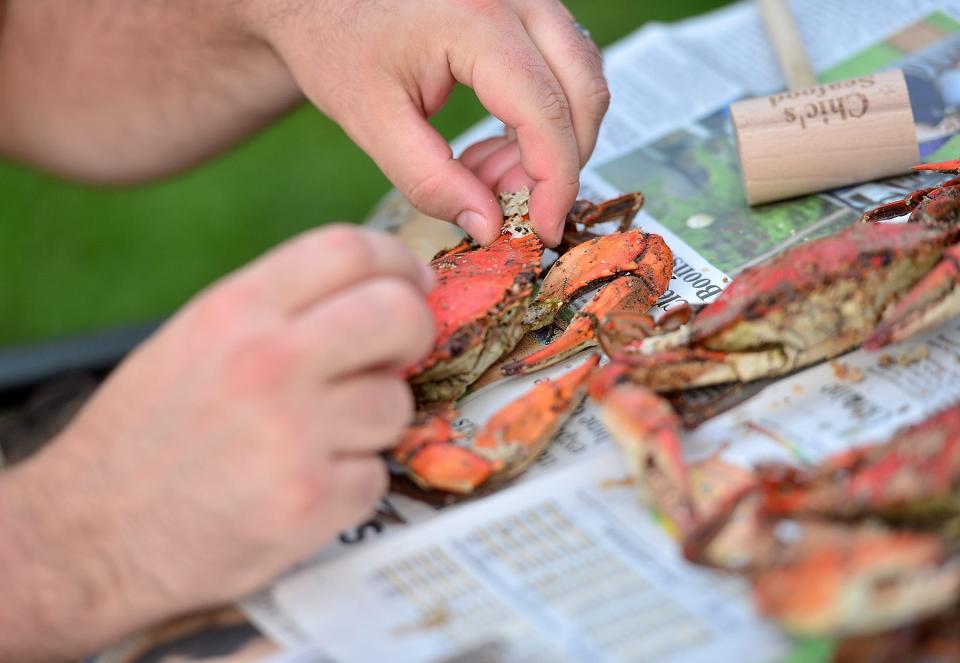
242;2;960;661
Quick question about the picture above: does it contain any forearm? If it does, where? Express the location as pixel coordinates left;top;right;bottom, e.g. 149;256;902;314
0;0;302;183
0;449;145;662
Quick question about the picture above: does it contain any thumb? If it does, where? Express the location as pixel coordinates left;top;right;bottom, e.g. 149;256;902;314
348;100;503;245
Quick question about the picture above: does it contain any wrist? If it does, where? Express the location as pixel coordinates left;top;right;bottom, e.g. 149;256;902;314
0;439;151;660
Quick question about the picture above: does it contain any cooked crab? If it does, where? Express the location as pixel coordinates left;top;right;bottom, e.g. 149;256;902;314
599;160;960;392
395;189;672;493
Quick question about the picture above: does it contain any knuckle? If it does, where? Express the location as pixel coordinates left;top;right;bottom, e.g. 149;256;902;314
456;0;503;15
538;85;572;126
405;168;448;215
279;465;335;526
586;74;611;117
227;333;298;393
355;459;389;508
192;278;261;333
313;224;374;267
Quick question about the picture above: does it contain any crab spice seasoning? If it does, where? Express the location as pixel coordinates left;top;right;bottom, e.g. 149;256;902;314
731;69;918;205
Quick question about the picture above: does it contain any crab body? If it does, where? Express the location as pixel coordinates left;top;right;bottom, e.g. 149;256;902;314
611;222;950;391
409;229;542;403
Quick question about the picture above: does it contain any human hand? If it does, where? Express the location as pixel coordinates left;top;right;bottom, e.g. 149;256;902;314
0;226;434;660
242;0;609;246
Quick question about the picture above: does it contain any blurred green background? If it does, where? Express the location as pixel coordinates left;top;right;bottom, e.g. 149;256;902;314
0;0;732;346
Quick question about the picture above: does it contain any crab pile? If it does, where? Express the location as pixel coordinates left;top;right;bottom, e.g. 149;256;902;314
392;188;672;494
388;160;960;641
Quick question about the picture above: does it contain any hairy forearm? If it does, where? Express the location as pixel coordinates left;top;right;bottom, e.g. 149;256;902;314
0;441;165;662
0;461;109;660
0;0;302;183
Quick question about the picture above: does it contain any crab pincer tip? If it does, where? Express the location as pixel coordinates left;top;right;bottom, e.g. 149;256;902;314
912;159;960;173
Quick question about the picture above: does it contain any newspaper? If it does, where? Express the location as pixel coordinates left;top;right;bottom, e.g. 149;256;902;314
243;2;960;661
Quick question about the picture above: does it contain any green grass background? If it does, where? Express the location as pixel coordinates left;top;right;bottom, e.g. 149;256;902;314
0;1;732;346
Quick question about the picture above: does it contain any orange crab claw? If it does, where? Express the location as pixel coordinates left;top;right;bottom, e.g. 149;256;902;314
524;231;672;331
392;407;496;494
395;356;599;494
912;160;960;174
590;374;697;538
501;275;661;376
865;244;960;349
753;523;960;636
472;354;600;483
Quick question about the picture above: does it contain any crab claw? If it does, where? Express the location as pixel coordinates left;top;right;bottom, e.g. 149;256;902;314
865;244;960;349
395;356;599;494
912;160;960;174
590;371;697;537
753;523;960;636
473;354;599;484
392;407;493;494
502;275;661;376
523;231;672;331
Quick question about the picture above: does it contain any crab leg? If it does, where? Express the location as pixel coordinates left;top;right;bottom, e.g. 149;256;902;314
561;192;644;247
589;371;697;537
501;275;660;376
471;354;599;484
393;355;599;493
865;244;960;349
603;345;805;392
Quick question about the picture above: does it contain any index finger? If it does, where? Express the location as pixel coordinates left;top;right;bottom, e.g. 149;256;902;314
458;15;580;245
227;225;434;315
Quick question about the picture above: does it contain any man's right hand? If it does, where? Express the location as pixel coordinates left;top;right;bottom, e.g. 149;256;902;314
0;225;434;662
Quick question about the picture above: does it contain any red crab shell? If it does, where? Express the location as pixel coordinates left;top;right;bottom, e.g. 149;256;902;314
408;231;543;403
689;222;950;347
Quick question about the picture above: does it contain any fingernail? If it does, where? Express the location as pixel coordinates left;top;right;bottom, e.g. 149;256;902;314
456;210;492;244
418;261;436;292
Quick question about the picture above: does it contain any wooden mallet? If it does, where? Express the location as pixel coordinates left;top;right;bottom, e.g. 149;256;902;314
730;0;919;205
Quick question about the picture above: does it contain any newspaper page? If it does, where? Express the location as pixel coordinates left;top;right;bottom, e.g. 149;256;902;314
270;450;787;663
244;2;960;660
